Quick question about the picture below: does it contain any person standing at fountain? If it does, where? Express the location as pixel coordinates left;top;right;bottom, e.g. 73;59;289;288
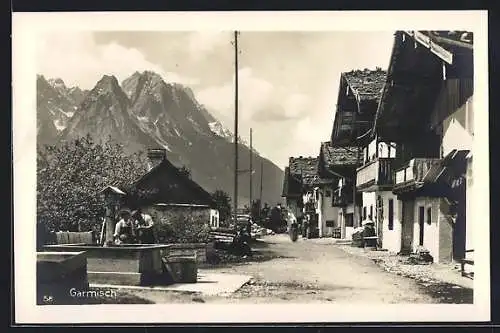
132;209;155;244
113;209;136;245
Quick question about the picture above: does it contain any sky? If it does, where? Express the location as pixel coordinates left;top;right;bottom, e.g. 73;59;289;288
37;31;395;169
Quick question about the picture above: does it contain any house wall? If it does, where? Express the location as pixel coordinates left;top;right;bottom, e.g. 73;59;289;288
319;188;339;237
341;204;355;240
439;95;474;260
438;198;454;263
361;192;376;221
410;197;454;263
441;96;473;157
363;138;378;164
379;192;402;253
377;142;397;158
412;197;439;261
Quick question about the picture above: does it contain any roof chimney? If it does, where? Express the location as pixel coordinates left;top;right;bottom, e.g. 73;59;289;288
147;148;166;171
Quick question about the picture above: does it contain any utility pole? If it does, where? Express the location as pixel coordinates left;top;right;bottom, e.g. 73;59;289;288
249;128;253;210
233;30;239;223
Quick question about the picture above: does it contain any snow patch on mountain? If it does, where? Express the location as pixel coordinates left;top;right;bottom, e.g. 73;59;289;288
54;119;66;131
208;121;233;139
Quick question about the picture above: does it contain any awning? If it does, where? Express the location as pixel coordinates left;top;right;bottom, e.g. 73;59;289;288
422;149;470;184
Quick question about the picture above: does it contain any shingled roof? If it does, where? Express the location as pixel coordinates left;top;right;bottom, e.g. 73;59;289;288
284;156;334;192
331;68;387;146
289;156;318;176
320;142;361;169
342;68;387;102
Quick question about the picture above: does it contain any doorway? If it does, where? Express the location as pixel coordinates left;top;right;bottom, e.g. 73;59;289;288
452;185;467;261
418;206;425;246
377;195;384;248
401;200;415;254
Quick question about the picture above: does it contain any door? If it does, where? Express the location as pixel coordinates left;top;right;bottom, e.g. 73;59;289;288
401;200;414;253
376;195;383;248
418;206;425;246
453;182;467;260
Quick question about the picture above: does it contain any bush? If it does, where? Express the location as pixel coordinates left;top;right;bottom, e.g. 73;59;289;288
153;208;211;244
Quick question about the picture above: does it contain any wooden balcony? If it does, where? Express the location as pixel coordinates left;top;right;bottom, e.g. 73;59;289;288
393;158;441;193
356;158;395;191
332;186;359;207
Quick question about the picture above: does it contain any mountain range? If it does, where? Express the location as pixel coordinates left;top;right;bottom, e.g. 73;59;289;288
36;71;285;207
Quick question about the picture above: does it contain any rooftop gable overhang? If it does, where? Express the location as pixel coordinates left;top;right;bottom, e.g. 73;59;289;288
372;31;474;142
331;70;386;147
318;142;362;178
128;158;215;206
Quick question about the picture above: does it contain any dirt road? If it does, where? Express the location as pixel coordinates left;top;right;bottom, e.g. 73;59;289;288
202;234;438;303
111;234;471;304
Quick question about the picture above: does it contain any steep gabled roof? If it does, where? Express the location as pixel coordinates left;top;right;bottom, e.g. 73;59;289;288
320;142;361;169
372;30;474;141
282;156;334;197
342;69;387;103
331;68;387;146
127;157;214;207
289;156;318;177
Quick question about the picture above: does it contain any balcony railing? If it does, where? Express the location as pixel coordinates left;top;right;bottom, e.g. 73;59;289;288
394;158;441;188
356;158;395;191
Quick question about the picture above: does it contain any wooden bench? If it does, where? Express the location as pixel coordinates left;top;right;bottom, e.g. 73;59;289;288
461;249;474;278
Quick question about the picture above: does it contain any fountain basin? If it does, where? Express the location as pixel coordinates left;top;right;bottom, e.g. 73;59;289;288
43;244;173;286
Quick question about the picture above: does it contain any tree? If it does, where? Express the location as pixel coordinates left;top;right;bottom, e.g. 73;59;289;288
211;190;232;225
37;134;149;234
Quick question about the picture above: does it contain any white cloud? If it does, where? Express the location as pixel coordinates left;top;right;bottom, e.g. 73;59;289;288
187;31;231;61
196;67;310;124
37;32;200;89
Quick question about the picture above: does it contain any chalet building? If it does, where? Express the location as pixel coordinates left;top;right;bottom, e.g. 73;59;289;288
281;156;316;219
282;156;334;238
373;31;473;263
126;148;219;229
330;68;388;239
317;142;362;239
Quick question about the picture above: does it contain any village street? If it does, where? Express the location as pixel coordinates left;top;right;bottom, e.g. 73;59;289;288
116;234;472;304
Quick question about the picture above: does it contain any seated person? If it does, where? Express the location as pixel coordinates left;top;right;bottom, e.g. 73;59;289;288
113;209;136;245
131;209;155;244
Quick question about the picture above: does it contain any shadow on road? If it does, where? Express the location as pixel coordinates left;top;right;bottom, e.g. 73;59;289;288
418;282;473;304
250;239;272;248
201;247;295;270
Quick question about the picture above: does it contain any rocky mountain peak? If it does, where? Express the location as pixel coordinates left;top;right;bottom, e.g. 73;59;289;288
122;70;167;103
37;71;285;205
48;78;67;90
95;75;120;90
